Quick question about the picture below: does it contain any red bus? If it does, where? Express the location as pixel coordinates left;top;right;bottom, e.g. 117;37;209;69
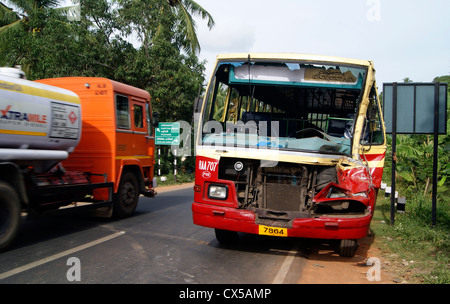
192;53;386;256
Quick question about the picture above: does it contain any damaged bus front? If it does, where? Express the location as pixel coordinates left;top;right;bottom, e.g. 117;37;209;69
192;53;386;256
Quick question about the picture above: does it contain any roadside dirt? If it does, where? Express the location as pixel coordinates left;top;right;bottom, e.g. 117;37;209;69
297;233;397;284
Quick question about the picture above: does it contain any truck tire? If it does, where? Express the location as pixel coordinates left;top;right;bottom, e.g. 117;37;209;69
0;181;21;251
112;172;139;218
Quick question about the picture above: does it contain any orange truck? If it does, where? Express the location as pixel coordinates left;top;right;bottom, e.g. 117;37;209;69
0;67;157;250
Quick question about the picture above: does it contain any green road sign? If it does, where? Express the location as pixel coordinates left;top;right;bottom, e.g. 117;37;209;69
155;122;180;145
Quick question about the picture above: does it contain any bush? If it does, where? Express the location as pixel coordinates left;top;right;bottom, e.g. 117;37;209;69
156;172;195;186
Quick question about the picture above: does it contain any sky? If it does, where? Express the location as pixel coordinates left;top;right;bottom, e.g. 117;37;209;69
193;0;450;88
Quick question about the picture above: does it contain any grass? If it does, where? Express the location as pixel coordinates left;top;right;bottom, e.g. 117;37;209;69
155;172;195;187
371;193;450;284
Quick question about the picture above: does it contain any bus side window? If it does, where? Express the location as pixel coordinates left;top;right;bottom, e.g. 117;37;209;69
361;87;384;145
213;83;227;122
225;87;240;122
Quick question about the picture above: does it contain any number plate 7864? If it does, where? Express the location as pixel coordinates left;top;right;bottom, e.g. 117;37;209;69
258;225;288;237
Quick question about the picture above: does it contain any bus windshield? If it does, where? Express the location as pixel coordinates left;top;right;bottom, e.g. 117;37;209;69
201;60;368;155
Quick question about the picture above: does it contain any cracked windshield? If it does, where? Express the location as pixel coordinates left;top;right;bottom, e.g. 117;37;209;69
201;60;370;155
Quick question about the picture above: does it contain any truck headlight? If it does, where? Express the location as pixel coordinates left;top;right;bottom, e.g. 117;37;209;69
208;184;228;200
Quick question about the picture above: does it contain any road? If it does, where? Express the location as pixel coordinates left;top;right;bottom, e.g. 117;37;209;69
0;185;309;284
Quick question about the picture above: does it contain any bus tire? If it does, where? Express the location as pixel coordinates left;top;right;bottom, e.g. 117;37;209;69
339;239;358;257
113;172;139;219
0;181;21;251
215;229;238;244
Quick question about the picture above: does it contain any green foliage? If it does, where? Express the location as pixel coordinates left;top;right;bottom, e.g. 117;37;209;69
373;195;449;283
156;171;195;186
385;134;449;198
0;2;19;27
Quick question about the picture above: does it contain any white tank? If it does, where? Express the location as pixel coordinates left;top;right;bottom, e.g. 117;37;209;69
0;66;27;79
0;71;81;161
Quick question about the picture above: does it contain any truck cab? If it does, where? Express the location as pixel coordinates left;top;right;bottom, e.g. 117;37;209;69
36;77;158;217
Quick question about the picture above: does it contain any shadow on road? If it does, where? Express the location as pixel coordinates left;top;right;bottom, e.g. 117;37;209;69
206;229;376;261
207;232;310;258
6;211;115;252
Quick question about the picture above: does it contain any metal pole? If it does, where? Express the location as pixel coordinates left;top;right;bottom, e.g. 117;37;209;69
174;147;177;183
431;83;439;226
390;83;397;226
158;147;161;176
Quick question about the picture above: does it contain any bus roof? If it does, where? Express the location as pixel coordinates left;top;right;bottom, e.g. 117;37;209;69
216;53;373;68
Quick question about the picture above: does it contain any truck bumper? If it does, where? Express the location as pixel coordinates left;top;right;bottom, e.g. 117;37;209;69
192;202;371;240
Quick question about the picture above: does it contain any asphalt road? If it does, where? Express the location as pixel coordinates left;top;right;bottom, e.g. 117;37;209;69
0;186;309;285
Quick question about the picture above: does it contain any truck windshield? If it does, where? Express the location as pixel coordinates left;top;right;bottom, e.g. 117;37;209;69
201;60;367;155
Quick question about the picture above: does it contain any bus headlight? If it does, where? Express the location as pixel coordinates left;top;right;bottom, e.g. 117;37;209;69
208;184;228;200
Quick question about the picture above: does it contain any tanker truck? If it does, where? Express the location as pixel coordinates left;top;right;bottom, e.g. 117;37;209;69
0;67;158;250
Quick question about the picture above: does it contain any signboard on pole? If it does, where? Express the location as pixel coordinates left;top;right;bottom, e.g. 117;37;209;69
383;83;447;134
155;122;180;145
383;82;448;226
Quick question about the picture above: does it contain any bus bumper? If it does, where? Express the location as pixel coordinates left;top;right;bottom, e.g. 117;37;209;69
192;202;371;240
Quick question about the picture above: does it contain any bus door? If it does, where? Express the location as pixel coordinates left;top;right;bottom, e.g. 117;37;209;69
359;84;386;188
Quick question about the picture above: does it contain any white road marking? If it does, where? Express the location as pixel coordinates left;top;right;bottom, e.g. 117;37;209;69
272;245;299;284
0;231;125;280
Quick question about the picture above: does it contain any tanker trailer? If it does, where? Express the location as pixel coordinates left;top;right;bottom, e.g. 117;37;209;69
0;68;113;250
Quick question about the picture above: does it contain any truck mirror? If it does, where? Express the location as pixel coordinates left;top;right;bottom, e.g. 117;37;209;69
152;112;159;128
194;97;204;113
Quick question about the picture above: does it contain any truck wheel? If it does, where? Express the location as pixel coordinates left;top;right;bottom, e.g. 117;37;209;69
339;239;358;257
0;182;21;251
113;172;139;218
215;229;238;244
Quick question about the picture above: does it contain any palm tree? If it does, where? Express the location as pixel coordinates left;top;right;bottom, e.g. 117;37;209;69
0;2;20;33
0;1;23;65
0;1;79;66
166;0;214;54
403;77;413;83
0;1;62;33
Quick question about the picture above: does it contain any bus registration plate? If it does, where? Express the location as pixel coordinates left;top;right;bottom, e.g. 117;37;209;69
258;225;288;237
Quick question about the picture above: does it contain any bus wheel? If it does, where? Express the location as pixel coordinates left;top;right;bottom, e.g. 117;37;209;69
339;239;358;257
0;182;21;251
215;229;238;244
113;172;139;218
